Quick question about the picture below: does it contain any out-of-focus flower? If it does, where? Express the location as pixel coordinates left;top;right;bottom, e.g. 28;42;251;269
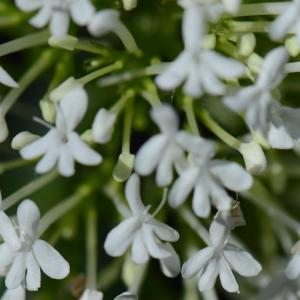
0;200;70;291
80;289;103;300
18;80;102;177
15;0;95;37
1;285;25;300
156;3;244;98
0;66;18;88
134;104;186;187
169;133;253;217
224;47;300;149
182;214;262;293
104;174;180;271
114;291;138;300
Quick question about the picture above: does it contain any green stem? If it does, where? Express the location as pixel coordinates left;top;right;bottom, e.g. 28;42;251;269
79;61;123;86
198;109;242;150
226;21;271;33
236;3;289;17
0;158;35;174
122;98;134;153
2;171;58;211
129;263;148;295
0;30;49;57
152;188;168;217
1;49;56;115
111;89;134;116
38;185;91;236
86;207;98;290
242;180;300;235
74;40;110;56
183;96;200;135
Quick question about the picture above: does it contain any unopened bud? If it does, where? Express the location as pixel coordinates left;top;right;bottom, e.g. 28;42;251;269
0;113;8;143
239;141;267;174
203;34;216;50
81;129;93;144
50;77;79;102
12;131;39;150
114;291;137;300
39;98;56;123
285;36;300;57
123;0;137;11
48;35;78;51
237;33;256;57
113;152;135;182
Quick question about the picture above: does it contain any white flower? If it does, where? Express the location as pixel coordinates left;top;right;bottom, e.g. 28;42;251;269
19;81;102;177
169;132;253;217
155;3;245;98
286;241;300;280
15;0;95;37
80;289;103;300
1;285;25;300
0;66;18;88
92;108;116;144
224;47;300;149
182;214;262;293
114;291;137;300
0;199;70;291
134;104;185;187
88;9;139;54
269;0;300;44
104;174;180;269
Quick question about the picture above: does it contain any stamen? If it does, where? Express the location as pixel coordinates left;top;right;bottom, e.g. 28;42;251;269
33;116;54;130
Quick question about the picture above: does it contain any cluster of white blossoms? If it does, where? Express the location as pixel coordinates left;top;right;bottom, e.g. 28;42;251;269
0;0;300;298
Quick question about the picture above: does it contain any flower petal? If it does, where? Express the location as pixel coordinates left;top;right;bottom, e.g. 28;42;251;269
50;11;70;37
58;144;75;177
33;239;70;279
209;179;232;211
0;66;18;88
5;253;26;289
80;289;103;300
104;217;140;257
0;212;20;251
268;123;294;149
17;199;40;240
210;160;253;191
192;182;211;218
209;217;228;248
131;231;149;264
150;219;179;242
29;4;52;28
159;243;181;278
70;0;95;25
219;258;239;293
286;254;300;279
182;247;215;278
198;258;220;292
26;251;41;291
1;285;25;300
0;243;16;269
15;0;42;11
125;174;145;215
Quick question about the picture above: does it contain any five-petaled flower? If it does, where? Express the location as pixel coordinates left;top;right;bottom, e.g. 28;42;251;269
0;199;70;292
182;213;262;293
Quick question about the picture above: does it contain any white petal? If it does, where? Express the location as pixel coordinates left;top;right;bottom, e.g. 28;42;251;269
209;179;232;211
192;182;211;218
134;134;168;176
131;231;149;264
80;289;103;300
286;254;300;279
17;199;40;240
57;84;88;132
15;0;42;11
114;291;137;300
223;244;262;277
151;104;179;135
280;106;300;141
35;145;60;174
68;132;102;166
150;219;179;242
210;160;253;191
5;253;26;289
33;239;70;279
159;243;181;278
155;51;191;91
0;114;8;143
0;243;16;269
0;212;20;251
0;66;18;88
29;4;52;28
92;108;116;144
58;144;75;177
183;63;204;98
209;218;228;248
1;286;25;300
104;217;140;257
25;251;41;291
50;11;70;37
125;174;145;215
268;123;294;149
142;226;171;259
168;167;199;208
182;247;215;278
219;258;239;293
200;64;226;95
269;3;298;41
198;258;220;292
70;0;95;25
223;0;240;13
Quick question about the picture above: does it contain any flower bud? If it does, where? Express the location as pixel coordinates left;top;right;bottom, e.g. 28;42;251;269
48;35;78;51
239;141;267;175
113;152;135;182
123;0;137;11
285;36;300;57
50;77;78;102
114;291;137;300
237;33;256;57
0;113;8;143
92;108;116;144
39;98;56;123
11;131;39;150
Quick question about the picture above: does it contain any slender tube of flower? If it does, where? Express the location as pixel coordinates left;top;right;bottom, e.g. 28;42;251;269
38;184;92;236
0;30;49;57
152;188;168;218
0;13;24;27
86;207;98;290
285;62;300;73
183;96;200;136
140;79;161;107
236;2;290;17
0;158;35;175
2;170;58;211
226;21;271;33
0;50;56;115
78;61;123;86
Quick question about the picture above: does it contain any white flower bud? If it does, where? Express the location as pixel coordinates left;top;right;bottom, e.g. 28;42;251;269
92;108;116;144
50;77;79;102
0;113;8;143
113;152;135;182
39;98;56;123
237;33;256;57
123;0;137;11
12;131;40;150
239;141;267;175
285;36;300;57
48;35;78;51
